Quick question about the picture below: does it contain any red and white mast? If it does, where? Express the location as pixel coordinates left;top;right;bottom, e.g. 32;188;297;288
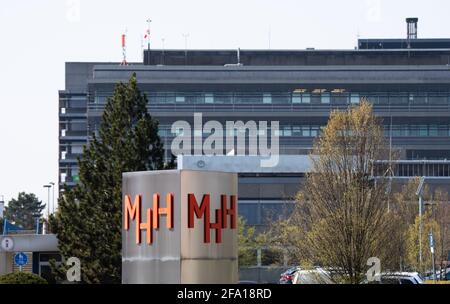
121;30;128;66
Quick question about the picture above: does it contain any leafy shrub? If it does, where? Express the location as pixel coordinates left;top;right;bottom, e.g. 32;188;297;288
0;272;48;284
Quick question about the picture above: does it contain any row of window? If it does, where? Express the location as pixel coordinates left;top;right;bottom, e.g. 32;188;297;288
92;92;450;105
374;163;450;177
388;125;450;137
156;124;450;138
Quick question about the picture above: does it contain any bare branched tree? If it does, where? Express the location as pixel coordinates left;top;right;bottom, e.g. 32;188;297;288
294;100;395;283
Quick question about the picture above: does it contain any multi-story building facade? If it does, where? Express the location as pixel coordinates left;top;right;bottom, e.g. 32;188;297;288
59;20;450;230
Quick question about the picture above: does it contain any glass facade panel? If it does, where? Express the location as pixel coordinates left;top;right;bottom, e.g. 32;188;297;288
292;126;301;136
214;93;232;103
321;93;330;104
292;93;301;103
272;93;290;104
310;126;319;137
429;125;438;136
302;93;311;103
419;125;428;136
239;203;258;225
263;93;272;104
204;93;214;103
410;93;427;104
311;93;321;104
331;93;348;104
350;93;360;104
70;122;86;131
302;126;310;137
378;94;389;104
283;126;292;136
260;204;282;224
390;93;408;104
71;145;83;154
428;95;448;104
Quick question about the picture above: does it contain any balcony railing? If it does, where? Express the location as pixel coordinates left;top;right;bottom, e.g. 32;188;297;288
87;101;450;114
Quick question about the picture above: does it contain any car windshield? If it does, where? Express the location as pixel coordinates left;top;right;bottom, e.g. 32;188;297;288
296;271;333;284
286;268;298;275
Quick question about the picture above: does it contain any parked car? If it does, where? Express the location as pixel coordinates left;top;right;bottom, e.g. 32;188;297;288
362;272;424;284
292;268;334;284
279;267;301;284
423;267;450;281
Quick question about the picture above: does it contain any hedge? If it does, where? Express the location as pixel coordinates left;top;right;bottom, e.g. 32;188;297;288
0;272;48;284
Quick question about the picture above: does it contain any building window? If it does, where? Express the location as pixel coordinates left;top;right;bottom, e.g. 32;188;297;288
390;93;408;104
239;203;259;225
310;126;319;137
428;94;448;104
263;93;272;104
204;93;214;104
175;96;185;103
429;125;438;136
272;93;290;104
301;93;311;103
283;126;292;137
214;93;232;104
70;122;86;131
321;93;330;104
332;94;348;104
436;125;447;137
302;126;311;137
71;145;83;154
419;125;428;136
292;126;301;136
410;93;427;104
350;93;360;104
292;93;301;104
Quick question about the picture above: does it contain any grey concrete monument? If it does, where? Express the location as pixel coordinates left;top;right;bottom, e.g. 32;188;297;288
122;169;238;284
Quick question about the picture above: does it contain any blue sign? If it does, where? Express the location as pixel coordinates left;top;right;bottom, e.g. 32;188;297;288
14;252;28;266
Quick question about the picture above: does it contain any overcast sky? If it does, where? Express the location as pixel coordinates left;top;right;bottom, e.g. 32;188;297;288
0;0;449;209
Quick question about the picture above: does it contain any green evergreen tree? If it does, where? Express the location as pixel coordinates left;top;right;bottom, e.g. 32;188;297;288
4;192;45;230
50;74;170;283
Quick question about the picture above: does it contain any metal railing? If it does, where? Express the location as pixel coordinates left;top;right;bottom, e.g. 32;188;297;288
87;101;450;113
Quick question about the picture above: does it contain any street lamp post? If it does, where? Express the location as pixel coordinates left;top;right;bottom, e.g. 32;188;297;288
429;229;436;282
415;176;425;271
49;182;55;214
43;184;51;219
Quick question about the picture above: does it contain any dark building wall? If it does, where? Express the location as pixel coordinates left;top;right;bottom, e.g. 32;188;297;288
144;49;450;66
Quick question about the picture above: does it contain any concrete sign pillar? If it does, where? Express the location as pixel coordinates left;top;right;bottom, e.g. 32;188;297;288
122;169;238;284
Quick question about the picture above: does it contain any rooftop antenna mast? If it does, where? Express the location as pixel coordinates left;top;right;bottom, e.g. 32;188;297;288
146;19;152;52
140;35;144;61
161;37;165;65
143;19;151;64
182;33;189;65
120;29;128;66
